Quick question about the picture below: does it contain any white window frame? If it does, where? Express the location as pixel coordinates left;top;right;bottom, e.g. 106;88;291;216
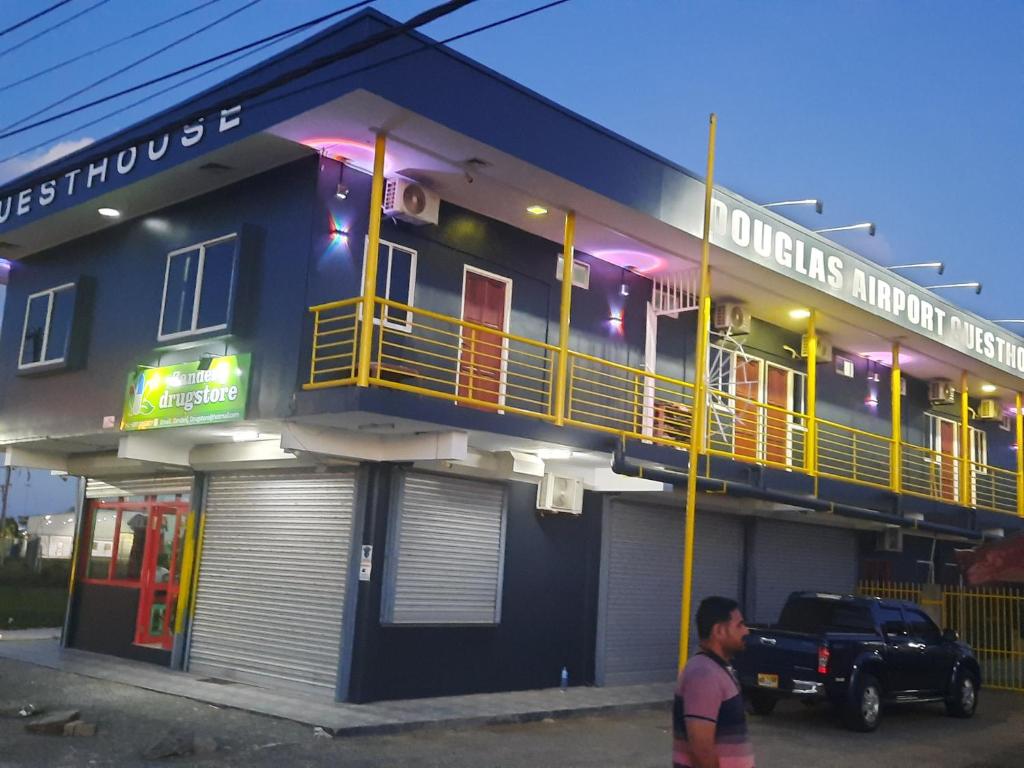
458;265;513;410
926;413;989;501
157;233;238;342
359;236;418;332
555;253;590;289
18;282;76;371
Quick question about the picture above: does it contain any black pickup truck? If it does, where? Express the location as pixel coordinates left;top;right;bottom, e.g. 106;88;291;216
734;592;981;731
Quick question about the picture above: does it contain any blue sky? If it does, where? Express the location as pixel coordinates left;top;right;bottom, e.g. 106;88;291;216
0;0;1021;327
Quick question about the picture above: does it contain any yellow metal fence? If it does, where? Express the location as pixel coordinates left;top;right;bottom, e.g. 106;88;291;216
306;294;1021;515
859;581;1024;693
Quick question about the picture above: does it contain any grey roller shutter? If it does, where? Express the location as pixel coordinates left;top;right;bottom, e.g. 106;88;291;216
382;472;506;625
596;501;743;686
750;519;858;625
86;476;193;499
187;471;356;697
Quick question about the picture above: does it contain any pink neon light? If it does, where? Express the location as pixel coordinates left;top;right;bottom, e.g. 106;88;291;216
300;137;375;162
859;351;914;365
592;249;665;274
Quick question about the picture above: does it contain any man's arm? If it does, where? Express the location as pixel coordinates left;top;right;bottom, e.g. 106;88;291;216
684;719;719;768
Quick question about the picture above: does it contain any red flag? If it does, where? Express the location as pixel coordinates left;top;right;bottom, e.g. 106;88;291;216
955;535;1024;586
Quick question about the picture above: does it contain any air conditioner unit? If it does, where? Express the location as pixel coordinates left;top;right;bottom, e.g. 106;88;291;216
876;527;903;553
536;473;583;515
800;334;833;363
712;302;751;334
977;398;1001;421
928;378;956;405
382;178;440;225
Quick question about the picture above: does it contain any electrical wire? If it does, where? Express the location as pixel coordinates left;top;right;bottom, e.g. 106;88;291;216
0;0;74;39
0;0;571;173
0;0;231;94
0;0;112;60
0;0;267;134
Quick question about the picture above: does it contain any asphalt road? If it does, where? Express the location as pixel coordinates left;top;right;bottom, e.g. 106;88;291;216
1;658;1022;767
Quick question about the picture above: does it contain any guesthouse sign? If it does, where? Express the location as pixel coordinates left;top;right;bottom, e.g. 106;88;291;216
121;354;251;431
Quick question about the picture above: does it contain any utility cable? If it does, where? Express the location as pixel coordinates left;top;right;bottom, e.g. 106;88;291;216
0;0;112;60
0;0;74;39
0;0;266;134
0;0;231;94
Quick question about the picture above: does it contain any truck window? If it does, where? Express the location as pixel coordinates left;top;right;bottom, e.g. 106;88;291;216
777;598;875;633
904;608;942;643
878;605;908;638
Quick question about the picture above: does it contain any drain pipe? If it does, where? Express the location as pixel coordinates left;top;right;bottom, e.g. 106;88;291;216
611;446;982;542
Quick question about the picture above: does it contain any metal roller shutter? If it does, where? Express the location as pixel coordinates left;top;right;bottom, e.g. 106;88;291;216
382;472;506;625
187;471;356;697
86;476;193;499
751;519;858;625
596;501;744;686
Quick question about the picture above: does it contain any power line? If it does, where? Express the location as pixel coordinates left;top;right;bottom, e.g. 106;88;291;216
0;0;112;60
0;0;571;175
0;0;74;39
1;0;267;134
0;0;231;94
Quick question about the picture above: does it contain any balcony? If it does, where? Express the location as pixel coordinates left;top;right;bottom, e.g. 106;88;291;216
305;293;1024;518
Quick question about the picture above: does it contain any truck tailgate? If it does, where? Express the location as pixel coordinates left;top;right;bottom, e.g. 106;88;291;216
738;629;822;691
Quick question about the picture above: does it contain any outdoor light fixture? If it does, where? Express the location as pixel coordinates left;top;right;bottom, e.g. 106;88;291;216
981;384;997;394
535;448;574;460
889;262;944;275
197;354;217;371
97;207;121;218
335;183;350;200
620;266;633;297
764;199;823;214
814;222;876;236
788;308;811;320
232;429;261;442
526;205;548;216
925;282;982;295
609;310;623;326
330;226;349;241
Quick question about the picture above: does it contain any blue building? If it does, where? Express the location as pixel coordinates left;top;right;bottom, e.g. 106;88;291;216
0;10;1021;702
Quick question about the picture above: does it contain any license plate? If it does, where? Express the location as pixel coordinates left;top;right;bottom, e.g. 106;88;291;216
757;673;779;689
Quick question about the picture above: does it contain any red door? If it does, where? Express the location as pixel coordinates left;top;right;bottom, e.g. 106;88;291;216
733;359;761;460
938;420;957;502
765;366;790;465
134;504;188;649
459;270;508;406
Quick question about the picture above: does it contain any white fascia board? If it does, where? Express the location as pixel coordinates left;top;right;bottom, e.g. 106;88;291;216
117;434;191;467
4;447;68;472
280;423;468;462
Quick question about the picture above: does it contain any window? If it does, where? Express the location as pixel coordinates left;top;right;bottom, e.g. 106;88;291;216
18;282;78;370
904;608;942;644
778;598;875;634
84;505;148;583
360;237;417;331
382;472;506;625
878;605;908;638
158;234;238;340
555;253;590;289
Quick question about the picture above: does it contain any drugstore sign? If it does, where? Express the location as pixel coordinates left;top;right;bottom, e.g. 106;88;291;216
121;354;251;431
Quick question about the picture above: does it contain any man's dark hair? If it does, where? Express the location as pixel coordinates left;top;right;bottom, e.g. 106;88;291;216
696;596;739;640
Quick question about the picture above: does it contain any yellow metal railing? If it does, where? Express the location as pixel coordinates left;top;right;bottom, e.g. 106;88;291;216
860;581;1024;693
305;294;1023;515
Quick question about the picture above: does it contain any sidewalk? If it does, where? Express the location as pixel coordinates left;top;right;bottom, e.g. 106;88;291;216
0;638;672;736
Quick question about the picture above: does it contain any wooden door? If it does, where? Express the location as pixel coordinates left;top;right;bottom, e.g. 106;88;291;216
459;270;508;406
733;359;762;459
765;365;790;465
938;419;957;502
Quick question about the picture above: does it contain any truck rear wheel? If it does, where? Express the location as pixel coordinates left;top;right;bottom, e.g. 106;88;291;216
748;692;777;716
844;673;882;732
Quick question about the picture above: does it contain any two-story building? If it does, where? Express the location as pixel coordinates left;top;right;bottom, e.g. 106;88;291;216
0;10;1021;703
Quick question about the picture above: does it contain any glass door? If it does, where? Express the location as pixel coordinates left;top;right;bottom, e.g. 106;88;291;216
134;504;188;649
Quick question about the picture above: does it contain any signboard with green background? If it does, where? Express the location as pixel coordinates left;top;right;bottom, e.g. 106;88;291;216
121;354;251;431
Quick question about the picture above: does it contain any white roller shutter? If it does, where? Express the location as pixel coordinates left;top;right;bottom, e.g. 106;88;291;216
187;471;356;697
751;519;858;625
382;472;506;625
596;501;744;686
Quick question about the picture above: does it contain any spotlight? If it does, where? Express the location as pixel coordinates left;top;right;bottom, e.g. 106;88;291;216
335;183;350;200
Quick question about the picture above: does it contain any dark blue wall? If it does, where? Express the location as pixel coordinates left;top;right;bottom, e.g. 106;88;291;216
348;463;601;702
0;158;319;440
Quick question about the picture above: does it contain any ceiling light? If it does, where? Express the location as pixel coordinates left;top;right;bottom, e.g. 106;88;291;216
97;207;121;218
981;384;997;394
788;308;811;320
535;448;574;460
232;430;261;442
526;205;548;216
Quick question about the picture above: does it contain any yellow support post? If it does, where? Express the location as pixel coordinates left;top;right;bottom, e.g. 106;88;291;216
1016;392;1023;517
679;113;716;669
188;513;208;620
357;133;387;387
890;342;902;493
804;311;817;476
554;211;576;426
959;371;970;507
172;511;198;638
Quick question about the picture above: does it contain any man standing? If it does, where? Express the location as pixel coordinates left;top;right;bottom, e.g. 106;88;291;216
673;596;754;768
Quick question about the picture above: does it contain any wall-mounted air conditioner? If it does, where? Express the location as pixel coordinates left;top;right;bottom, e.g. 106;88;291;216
876;527;903;553
800;334;833;363
977;398;1001;421
536;473;583;515
712;302;751;334
928;378;956;405
383;178;440;225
